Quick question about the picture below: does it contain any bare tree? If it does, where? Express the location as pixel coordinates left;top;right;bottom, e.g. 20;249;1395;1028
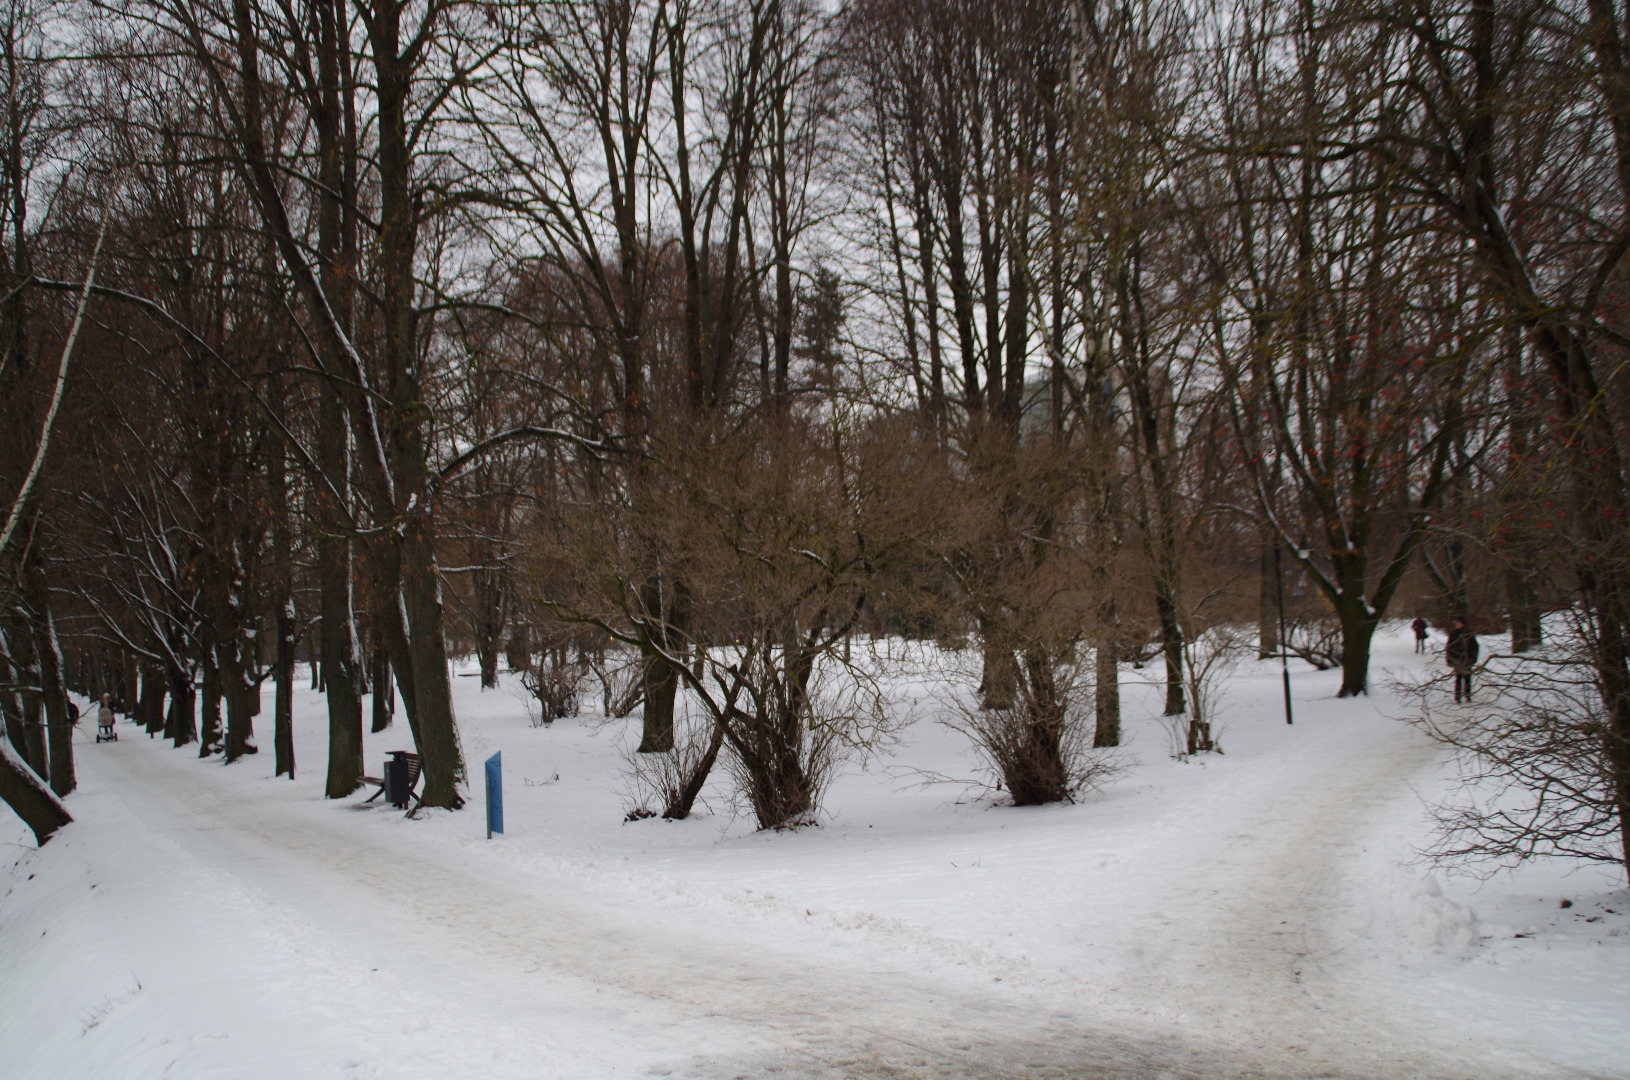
1199;0;1489;697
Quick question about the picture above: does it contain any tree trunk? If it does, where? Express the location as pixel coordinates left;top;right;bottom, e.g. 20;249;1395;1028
268;356;296;775
274;603;295;776
474;540;503;691
139;663;166;737
36;608;72;797
319;531;363;796
475;558;503;691
1154;579;1185;716
637;575;681;753
505;624;529;673
2;635;28;758
317;346;364;795
1336;602;1377;698
168;667;196;748
979;616;1018;711
161;668;177;742
400;517;463;808
5;613;47;776
1187;716;1214;755
1093;630;1121;748
477;624;499;689
198;633;222;756
371;631;394;733
1508;566;1542;653
1580;565;1630;885
375;555;419;729
638;645;678;754
223;633;257;762
321;647;363;797
1258;540;1280;659
0;733;70;846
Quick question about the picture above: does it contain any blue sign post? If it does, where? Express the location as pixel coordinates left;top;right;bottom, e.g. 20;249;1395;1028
485;751;503;838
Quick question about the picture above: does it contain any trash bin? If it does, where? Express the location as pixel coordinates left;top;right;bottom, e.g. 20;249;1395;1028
383;757;409;808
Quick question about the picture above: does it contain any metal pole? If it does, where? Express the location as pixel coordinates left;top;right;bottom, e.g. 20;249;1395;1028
1275;542;1294;725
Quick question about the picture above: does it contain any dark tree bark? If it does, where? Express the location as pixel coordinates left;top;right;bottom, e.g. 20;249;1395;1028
292;0;364;797
317;381;364;794
636;576;681;754
167;665;196;748
222;631;258;762
371;627;393;734
1093;628;1121;748
2;606;46;776
25;559;72;795
268;360;295;776
139;662;166;737
198;639;221;755
0;731;69;845
1258;540;1280;660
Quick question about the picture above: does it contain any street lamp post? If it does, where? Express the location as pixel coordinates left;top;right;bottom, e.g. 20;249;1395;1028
1274;542;1293;726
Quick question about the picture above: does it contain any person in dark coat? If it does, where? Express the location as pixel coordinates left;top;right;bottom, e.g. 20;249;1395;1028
1412;616;1429;654
1445;616;1479;703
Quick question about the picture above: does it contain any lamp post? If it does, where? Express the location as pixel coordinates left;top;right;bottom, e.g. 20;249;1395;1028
1274;542;1293;726
1274;539;1313;726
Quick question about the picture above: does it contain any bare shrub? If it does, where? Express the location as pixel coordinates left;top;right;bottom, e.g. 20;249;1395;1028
531;407;917;829
621;697;724;820
587;647;644;718
1171;625;1246;757
1286;616;1342;670
1400;635;1624;874
713;650;886;828
520;651;585;725
945;653;1120;805
922;435;1118;804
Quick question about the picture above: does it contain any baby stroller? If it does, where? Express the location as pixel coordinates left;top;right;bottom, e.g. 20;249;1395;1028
95;698;117;743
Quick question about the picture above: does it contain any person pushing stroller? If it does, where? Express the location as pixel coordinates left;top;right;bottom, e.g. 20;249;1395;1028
95;694;117;742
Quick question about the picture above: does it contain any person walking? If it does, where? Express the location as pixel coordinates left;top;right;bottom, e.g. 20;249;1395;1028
1445;616;1479;703
1412;616;1429;654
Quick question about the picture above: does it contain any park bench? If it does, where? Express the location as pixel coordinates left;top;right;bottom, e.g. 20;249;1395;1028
361;750;421;808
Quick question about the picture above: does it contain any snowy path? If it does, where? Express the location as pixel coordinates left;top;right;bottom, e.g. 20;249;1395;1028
34;709;1527;1080
1108;715;1462;1075
85;741;1250;1079
9;637;1621;1080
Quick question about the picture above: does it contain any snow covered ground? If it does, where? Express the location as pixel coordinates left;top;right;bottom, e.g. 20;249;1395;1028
3;625;1627;1079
